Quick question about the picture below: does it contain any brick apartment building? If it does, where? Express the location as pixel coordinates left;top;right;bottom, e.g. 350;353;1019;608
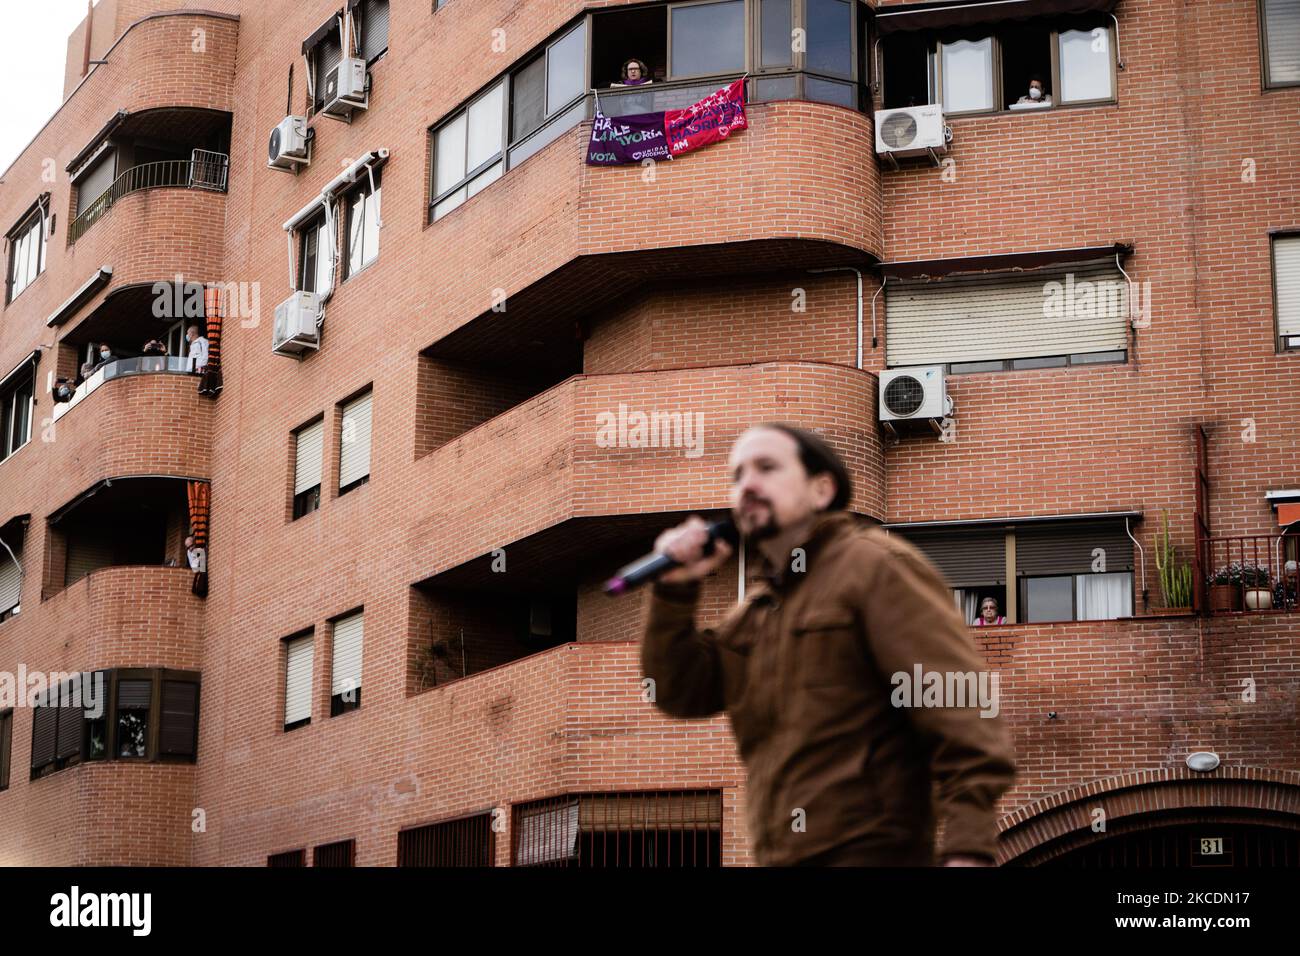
0;0;1296;867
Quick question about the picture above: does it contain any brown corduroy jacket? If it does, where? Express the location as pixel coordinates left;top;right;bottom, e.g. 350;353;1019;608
641;511;1017;866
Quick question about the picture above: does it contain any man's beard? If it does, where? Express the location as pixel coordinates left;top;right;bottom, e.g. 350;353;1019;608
737;499;780;543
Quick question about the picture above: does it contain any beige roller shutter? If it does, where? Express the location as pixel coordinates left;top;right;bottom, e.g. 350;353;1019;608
886;262;1129;366
74;151;117;217
331;611;363;698
284;634;314;726
1275;235;1300;343
0;543;20;614
294;420;324;496
338;392;372;489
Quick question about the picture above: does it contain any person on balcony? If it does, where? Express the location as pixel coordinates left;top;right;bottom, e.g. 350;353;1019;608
1014;76;1052;107
612;59;653;87
52;378;76;403
186;325;209;372
186;533;209;598
84;343;115;377
142;338;168;373
974;596;1006;626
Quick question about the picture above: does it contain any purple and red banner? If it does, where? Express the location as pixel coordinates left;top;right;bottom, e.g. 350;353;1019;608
586;78;747;166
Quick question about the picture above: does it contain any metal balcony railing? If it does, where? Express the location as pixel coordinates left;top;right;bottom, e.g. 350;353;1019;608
1197;534;1300;614
68;151;229;244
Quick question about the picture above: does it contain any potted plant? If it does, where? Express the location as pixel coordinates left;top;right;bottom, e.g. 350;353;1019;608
1241;565;1273;610
1154;510;1193;611
1207;564;1245;611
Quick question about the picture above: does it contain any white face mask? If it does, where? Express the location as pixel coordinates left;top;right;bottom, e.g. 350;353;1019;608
1028;87;1043;100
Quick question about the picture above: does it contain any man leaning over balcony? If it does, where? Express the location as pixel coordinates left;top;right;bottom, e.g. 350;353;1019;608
186;325;209;373
640;424;1017;866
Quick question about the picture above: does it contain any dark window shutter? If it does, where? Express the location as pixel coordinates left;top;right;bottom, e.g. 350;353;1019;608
315;34;343;108
160;681;199;757
1015;521;1135;577
30;703;56;770
117;679;152;709
358;0;389;62
56;699;83;760
0;711;12;789
895;528;1007;587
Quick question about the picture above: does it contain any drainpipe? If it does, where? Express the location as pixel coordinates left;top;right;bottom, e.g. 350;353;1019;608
1125;516;1147;612
808;267;865;369
81;0;94;78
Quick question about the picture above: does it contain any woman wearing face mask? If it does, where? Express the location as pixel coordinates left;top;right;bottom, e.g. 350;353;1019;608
1016;76;1051;106
92;343;115;374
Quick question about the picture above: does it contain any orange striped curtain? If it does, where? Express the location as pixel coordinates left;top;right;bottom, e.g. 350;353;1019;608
187;481;210;549
200;285;224;396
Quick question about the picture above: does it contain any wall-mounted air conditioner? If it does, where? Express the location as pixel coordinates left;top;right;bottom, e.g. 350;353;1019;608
875;105;949;161
321;58;368;120
268;116;311;171
879;365;951;422
273;292;323;356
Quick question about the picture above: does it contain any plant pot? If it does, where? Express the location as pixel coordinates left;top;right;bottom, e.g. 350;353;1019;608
1210;583;1242;612
1244;587;1273;610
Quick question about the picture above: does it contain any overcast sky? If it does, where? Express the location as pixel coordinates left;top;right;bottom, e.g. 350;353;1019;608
0;1;101;177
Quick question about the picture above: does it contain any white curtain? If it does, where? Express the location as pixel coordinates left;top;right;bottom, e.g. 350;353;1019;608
1076;572;1133;620
953;589;981;625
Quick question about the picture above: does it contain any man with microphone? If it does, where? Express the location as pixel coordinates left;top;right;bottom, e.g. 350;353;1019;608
635;423;1016;866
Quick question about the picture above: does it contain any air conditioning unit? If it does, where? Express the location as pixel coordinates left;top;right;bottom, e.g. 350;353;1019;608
321;58;368;120
268;116;310;171
273;291;323;356
879;366;951;422
875;105;948;160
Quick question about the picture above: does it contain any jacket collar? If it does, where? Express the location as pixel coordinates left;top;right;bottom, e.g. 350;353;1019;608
747;510;859;593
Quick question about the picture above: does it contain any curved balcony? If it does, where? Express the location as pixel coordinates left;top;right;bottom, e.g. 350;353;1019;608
408;361;883;576
69;154;228;244
419;100;881;365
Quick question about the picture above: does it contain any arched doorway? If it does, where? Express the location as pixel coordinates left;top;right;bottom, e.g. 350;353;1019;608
998;768;1300;867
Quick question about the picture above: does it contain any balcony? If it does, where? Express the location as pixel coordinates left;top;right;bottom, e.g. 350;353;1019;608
53;356;196;422
69;152;228;244
410;361;884;579
1198;535;1300;614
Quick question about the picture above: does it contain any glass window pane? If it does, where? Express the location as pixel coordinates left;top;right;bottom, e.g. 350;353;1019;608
511;56;547;141
940;38;993;113
1070;349;1126;365
806;0;853;77
752;74;798;101
950;360;1004;374
467;161;502;198
434;114;467;197
1024;576;1073;622
1264;0;1300;85
671;0;744;77
348;192;366;274
804;75;855;107
1058;28;1112;102
467;82;505;171
433;186;468;221
760;0;793;69
547;23;586;115
1076;572;1132;620
1011;355;1067;369
363;186;381;266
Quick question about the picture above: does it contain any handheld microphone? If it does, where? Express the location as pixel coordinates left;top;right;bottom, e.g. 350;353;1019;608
604;519;739;596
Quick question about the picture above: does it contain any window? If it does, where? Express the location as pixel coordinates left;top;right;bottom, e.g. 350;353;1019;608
0;365;34;464
74;150;116;219
885;261;1130;369
758;0;794;70
1261;0;1300;88
299;213;334;296
338;390;372;493
330;610;363;716
510;23;587;146
0;538;20;621
1273;234;1300;350
314;840;356;866
940;38;995;114
884;20;1116;114
398;814;495;866
804;0;853;78
431;80;505;221
344;172;381;278
949;350;1127;373
355;0;389;63
284;633;314;731
6;204;47;303
0;710;12;791
1057;28;1113;103
29;669;196;779
268;849;306;867
293;419;323;519
670;0;745;78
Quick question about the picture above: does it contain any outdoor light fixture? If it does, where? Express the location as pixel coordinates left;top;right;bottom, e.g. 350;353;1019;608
1186;752;1220;772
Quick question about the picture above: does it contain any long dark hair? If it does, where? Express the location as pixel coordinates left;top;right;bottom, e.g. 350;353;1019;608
755;423;853;511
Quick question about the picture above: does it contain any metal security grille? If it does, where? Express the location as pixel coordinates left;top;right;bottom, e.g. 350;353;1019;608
313;839;356;867
512;791;722;867
267;849;306;867
397;813;495;866
1041;824;1300;868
